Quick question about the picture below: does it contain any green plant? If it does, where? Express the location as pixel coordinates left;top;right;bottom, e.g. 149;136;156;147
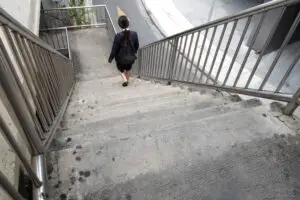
68;0;88;25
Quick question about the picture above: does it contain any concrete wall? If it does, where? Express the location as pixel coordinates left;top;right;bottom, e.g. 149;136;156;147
0;0;41;35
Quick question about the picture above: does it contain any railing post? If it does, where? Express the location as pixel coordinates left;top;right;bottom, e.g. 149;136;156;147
0;171;26;200
167;37;179;85
137;50;142;78
283;88;300;116
104;5;108;29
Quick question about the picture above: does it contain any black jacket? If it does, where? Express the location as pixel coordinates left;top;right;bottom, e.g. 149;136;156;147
109;31;139;63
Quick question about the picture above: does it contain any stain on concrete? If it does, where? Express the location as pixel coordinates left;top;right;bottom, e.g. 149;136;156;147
84;134;300;200
76;145;83;149
84;171;91;178
78;177;85;183
125;193;132;200
270;102;284;112
60;193;67;200
120;137;129;141
70;176;76;185
241;98;262;108
75;156;82;161
88;105;94;109
229;94;242;102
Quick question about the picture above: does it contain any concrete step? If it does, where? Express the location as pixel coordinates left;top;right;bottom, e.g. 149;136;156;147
47;106;293;200
62;93;229;134
64;91;204;128
64;89;229;129
60;93;229;134
51;99;262;151
68;77;184;105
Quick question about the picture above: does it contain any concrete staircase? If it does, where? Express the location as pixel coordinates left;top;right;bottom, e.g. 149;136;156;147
47;29;300;200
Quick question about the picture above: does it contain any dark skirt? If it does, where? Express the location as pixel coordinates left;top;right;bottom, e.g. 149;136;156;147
116;63;132;73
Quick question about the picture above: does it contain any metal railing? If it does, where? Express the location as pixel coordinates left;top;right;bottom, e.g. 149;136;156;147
39;4;114;58
40;27;72;59
40;11;72;29
41;5;107;29
0;6;74;200
137;0;300;115
1;4;116;200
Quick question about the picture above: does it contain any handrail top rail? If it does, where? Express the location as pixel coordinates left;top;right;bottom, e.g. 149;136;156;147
142;0;300;48
0;7;70;60
42;4;106;11
40;27;68;31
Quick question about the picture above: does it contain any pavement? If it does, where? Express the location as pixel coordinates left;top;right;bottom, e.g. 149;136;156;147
173;0;263;26
93;0;163;46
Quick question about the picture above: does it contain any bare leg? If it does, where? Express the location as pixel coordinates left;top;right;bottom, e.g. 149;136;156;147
121;71;128;87
125;71;130;82
121;72;127;82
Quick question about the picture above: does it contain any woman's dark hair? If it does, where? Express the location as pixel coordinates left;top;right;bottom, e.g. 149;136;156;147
118;15;129;29
118;16;130;44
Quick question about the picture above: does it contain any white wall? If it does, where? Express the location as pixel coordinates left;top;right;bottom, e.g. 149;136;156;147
0;0;41;35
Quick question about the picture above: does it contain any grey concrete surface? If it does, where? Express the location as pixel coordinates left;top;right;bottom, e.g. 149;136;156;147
93;0;163;46
47;28;300;200
173;0;263;26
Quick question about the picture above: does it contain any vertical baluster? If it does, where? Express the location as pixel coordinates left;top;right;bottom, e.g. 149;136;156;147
223;16;252;86
214;20;237;85
193;29;208;83
187;31;201;82
181;32;195;81
206;23;228;84
245;7;286;89
177;35;188;81
173;36;183;80
233;12;266;87
259;10;300;91
199;26;217;83
275;53;300;93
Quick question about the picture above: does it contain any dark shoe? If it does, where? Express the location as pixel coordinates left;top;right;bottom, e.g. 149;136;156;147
122;82;128;87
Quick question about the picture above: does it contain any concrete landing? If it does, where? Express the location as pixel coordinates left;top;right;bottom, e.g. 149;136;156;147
69;28;119;81
47;28;300;200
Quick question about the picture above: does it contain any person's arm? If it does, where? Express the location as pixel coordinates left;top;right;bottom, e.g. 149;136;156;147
108;34;119;63
133;32;139;53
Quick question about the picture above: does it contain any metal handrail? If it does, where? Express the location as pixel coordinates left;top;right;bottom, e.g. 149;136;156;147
0;6;75;200
42;4;106;10
40;27;72;59
40;11;71;28
143;0;300;48
41;4;107;29
0;4;115;199
0;7;69;60
137;0;300;115
105;5;117;36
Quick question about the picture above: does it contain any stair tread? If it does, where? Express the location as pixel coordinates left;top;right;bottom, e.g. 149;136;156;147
52;98;263;151
48;106;292;197
64;91;229;129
